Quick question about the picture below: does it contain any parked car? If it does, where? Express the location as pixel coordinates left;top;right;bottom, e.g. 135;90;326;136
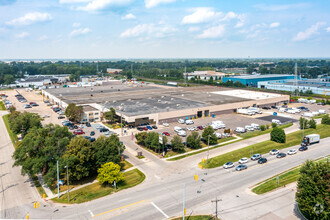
271;106;278;109
269;149;279;155
137;127;143;131
251;154;261;161
178;130;186;137
42;115;50;118
223;162;235;169
90;131;95;136
236;164;247;171
86;122;91;127
287;149;297;155
215;133;222;139
238;157;248;164
143;127;148;131
258;158;268;164
235;127;246;133
24;104;32;108
161;132;169;136
73;129;85;135
299;146;308;151
100;128;109;132
197;126;204;130
178;119;185;124
276;152;287;158
74;125;79;129
58;116;65;119
187;127;195;131
245;125;254;131
185;120;194;125
262;106;271;110
152;125;158;129
162;123;169;127
146;125;153;130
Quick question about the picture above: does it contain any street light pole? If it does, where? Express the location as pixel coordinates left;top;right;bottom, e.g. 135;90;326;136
207;135;210;162
57;160;59;199
65;165;69;202
183;183;186;220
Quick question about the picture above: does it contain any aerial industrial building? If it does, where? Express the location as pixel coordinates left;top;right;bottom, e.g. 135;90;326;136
42;83;289;126
222;74;296;87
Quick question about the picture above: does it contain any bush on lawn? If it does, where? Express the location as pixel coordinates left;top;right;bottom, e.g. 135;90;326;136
270;127;286;143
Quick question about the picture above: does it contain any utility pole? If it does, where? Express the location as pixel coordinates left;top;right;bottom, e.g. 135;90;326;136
211;197;221;220
207;135;210;162
65;165;69;202
183;183;186;220
57;160;59;199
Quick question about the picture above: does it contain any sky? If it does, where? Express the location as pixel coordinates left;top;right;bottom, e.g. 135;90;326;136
0;0;330;59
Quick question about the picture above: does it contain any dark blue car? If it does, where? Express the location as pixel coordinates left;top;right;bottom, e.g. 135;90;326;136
146;125;152;130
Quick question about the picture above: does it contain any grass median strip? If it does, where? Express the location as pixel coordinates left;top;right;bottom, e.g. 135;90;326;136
201;124;330;169
238;123;293;139
52;168;145;204
2;114;19;148
0;101;5;110
252;157;328;195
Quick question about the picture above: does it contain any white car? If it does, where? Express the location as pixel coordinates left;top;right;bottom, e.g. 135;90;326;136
269;149;279;155
185;120;194;125
245;125;254;131
235;127;246;133
174;126;182;132
238;157;248;164
178;130;186;137
223;162;235;169
187;127;195;131
287;109;295;114
42;115;50;118
287;149;297;155
178;119;185;124
272;119;282;125
215;133;222;139
251;123;260;130
162;123;169;127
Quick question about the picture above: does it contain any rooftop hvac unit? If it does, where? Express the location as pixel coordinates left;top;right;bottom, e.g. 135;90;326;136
158;100;161;102
164;101;167;104
181;94;184;96
121;103;124;106
161;96;164;98
177;104;180;107
171;98;174;100
113;100;116;103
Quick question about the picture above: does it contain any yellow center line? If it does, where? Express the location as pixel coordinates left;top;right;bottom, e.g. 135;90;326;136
92;200;148;218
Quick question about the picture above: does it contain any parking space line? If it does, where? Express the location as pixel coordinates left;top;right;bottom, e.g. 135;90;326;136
150;202;169;219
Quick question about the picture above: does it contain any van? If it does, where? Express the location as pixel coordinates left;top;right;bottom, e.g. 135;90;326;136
178;130;186;137
174;126;182;132
272;119;281;125
235;127;246;133
215;133;222;139
185;120;194;125
178;119;185;124
251;123;260;130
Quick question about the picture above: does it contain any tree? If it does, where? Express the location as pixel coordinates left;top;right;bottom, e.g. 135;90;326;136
309;119;317;129
93;135;123;168
145;132;160;152
321;114;330;125
186;131;202;149
270;127;286;143
271;122;277;128
296;160;329;220
13;124;72;186
299;117;309;129
171;135;185;152
260;125;266;131
135;132;148;146
202;126;217;145
104;107;116;124
62;136;95;181
97;162;124;185
9;111;42;137
65;103;83;123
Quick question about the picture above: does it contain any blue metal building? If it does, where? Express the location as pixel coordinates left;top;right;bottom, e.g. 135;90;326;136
222;74;296;87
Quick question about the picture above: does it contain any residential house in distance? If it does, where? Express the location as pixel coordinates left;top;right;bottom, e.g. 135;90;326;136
107;68;123;74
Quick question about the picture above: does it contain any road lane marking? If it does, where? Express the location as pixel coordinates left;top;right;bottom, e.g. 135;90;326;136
150;202;169;219
92;200;147;218
88;210;94;217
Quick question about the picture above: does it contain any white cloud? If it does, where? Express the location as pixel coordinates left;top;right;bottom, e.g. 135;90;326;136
6;12;52;26
120;23;176;39
269;22;280;28
326;27;330;33
235;21;244;28
70;27;91;37
39;35;48;41
121;13;136;20
145;0;176;8
76;0;132;12
197;24;225;39
293;22;326;41
254;3;309;11
15;32;30;39
188;27;200;32
182;7;221;24
73;22;81;27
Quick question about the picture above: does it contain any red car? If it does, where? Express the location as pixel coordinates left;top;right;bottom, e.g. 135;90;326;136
143;127;148;131
73;129;85;135
162;132;170;136
197;126;204;130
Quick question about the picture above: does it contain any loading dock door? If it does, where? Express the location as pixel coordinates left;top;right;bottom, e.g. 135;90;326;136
204;110;209;117
197;111;203;118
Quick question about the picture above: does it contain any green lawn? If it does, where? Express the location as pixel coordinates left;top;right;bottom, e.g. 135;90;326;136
171;215;218;220
0;101;5;110
52;168;145;204
238;123;293;139
32;175;48;198
312;114;328;119
121;160;133;170
2;114;19;148
252;157;328;194
202;124;330;169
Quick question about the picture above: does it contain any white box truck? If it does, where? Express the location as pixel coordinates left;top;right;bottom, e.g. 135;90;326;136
237;108;254;116
301;134;320;147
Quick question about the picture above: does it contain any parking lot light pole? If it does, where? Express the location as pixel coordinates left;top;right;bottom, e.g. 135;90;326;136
207;135;211;162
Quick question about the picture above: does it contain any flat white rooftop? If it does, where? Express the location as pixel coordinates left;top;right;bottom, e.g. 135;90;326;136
211;90;282;100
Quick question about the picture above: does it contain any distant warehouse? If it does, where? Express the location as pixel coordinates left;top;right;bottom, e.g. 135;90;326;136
222;74;296;87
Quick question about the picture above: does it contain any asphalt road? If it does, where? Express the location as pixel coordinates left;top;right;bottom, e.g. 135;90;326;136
0;111;40;219
25;137;330;219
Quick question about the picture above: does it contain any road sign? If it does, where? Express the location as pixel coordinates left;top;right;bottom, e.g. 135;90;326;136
58;180;64;185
